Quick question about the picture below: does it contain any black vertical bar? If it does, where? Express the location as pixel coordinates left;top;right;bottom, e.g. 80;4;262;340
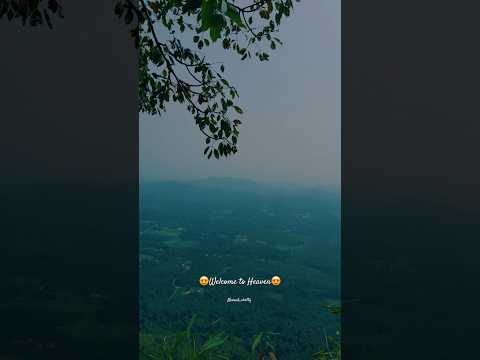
343;1;480;358
0;2;138;359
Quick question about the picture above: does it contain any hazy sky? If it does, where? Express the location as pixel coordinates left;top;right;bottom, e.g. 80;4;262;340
140;0;340;187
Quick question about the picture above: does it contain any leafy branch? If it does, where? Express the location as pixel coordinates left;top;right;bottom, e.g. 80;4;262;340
1;0;299;158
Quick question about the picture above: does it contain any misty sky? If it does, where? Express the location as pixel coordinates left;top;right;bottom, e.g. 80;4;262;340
140;0;340;187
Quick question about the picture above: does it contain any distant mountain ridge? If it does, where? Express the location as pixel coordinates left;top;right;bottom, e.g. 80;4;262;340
141;177;339;194
140;178;340;215
189;177;259;191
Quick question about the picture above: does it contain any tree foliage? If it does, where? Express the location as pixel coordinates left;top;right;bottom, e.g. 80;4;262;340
1;0;299;158
0;0;63;27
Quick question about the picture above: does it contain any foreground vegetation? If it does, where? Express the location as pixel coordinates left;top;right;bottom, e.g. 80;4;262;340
140;306;340;360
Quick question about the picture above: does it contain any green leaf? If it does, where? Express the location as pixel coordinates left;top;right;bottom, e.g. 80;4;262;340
186;314;197;336
225;6;243;27
251;333;263;352
209;13;224;41
200;0;217;32
172;330;188;352
233;106;243;114
320;303;342;316
222;38;230;49
267;0;274;13
275;12;281;25
199;332;227;354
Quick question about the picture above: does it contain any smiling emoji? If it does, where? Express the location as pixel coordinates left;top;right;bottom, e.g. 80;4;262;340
199;275;209;286
271;275;281;286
